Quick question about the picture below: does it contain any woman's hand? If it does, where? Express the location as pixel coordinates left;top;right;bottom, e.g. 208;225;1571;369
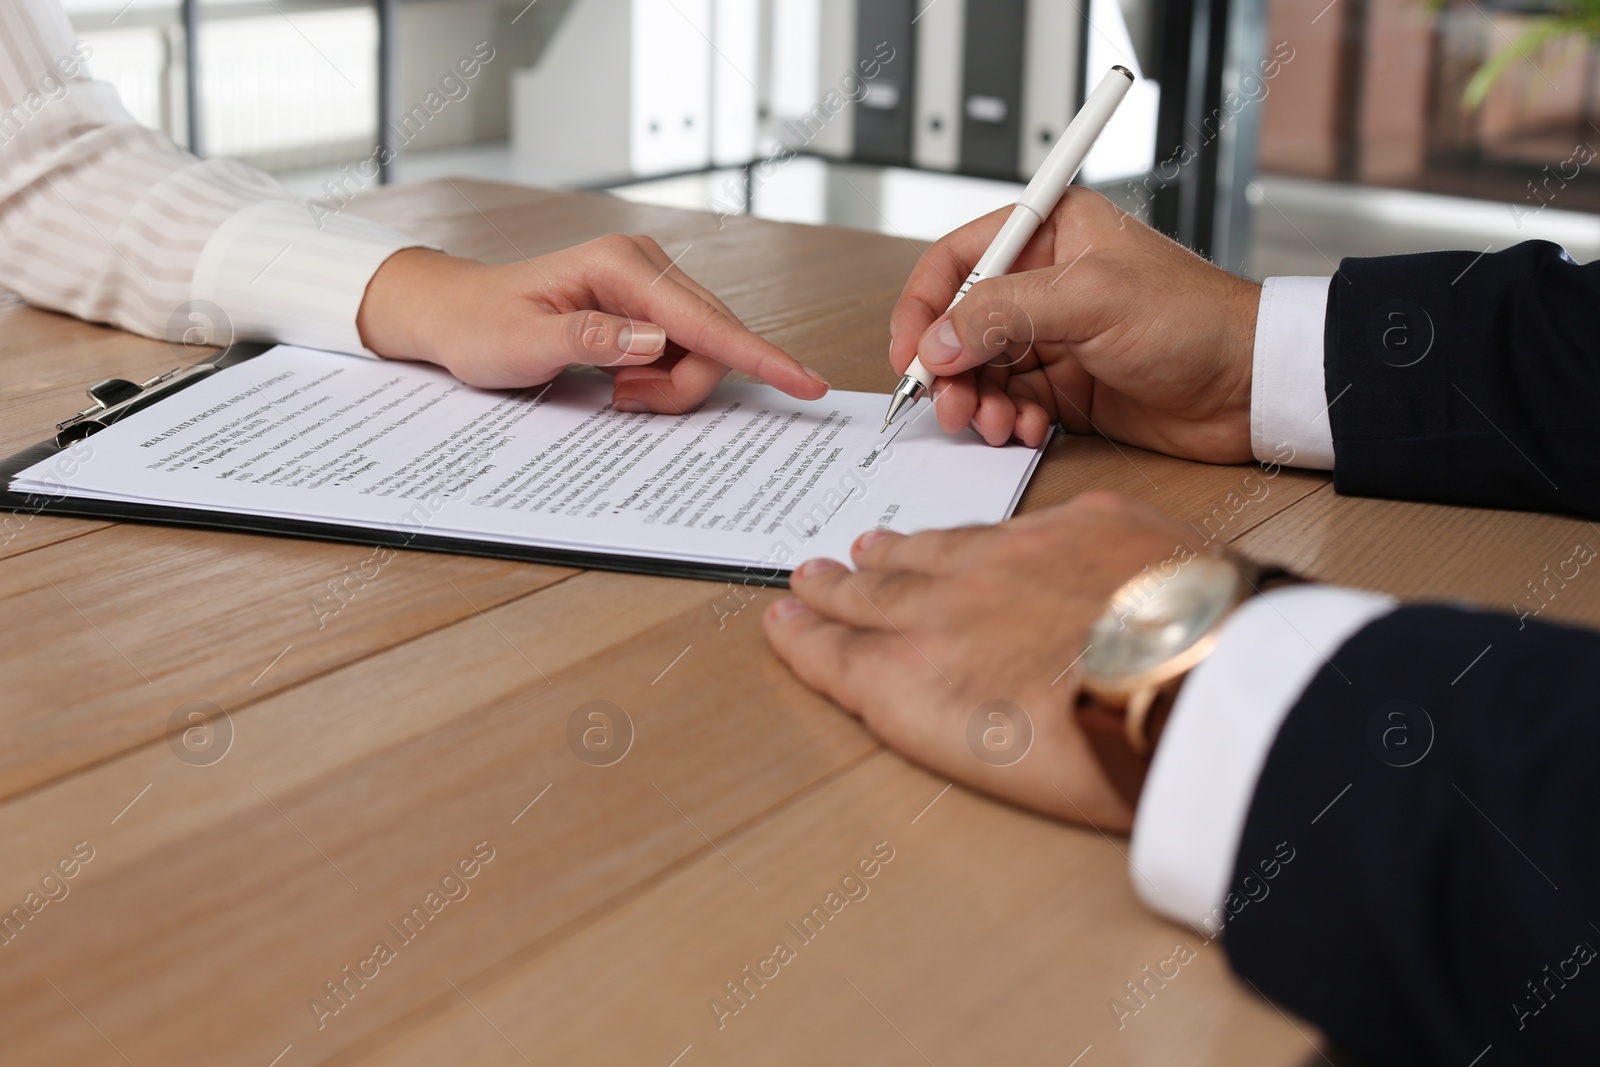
763;491;1210;834
891;188;1259;461
357;237;829;412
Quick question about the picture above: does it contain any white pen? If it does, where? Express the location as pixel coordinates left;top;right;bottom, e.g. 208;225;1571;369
882;65;1136;431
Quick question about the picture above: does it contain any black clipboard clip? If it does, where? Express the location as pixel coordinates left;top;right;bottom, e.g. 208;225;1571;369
55;363;220;446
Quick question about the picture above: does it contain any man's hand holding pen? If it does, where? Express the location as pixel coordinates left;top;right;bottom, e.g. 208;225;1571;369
890;188;1260;461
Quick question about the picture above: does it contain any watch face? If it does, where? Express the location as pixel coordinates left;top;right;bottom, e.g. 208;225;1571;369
1081;558;1241;683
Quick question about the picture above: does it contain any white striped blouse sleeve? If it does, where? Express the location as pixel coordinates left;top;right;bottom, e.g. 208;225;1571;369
0;0;433;356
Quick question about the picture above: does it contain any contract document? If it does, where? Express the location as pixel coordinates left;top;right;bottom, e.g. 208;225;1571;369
11;346;1048;577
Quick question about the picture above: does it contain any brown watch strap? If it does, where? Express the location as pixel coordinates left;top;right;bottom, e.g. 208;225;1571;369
1074;690;1175;812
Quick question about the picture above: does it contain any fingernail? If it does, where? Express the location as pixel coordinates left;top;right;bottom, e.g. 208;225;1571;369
768;597;809;619
794;558;844;578
803;366;830;388
854;529;894;554
921;320;962;366
619;323;667;355
614;399;648;413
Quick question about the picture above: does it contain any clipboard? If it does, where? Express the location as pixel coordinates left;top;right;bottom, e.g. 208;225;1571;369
0;344;792;588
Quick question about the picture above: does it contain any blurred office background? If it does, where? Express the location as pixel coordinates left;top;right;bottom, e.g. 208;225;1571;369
60;0;1600;276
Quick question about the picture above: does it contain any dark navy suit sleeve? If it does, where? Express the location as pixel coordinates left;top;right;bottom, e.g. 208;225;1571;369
1324;241;1600;517
1222;605;1600;1067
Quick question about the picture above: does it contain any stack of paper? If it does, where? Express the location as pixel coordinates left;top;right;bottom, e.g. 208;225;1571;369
12;346;1047;574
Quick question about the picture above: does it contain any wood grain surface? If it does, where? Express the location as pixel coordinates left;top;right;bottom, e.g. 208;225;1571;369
8;178;1573;1065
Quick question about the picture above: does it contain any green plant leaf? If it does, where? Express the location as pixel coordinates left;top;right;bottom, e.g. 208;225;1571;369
1460;15;1585;111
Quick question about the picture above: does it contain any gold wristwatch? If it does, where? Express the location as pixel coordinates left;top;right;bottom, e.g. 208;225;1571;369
1074;555;1300;758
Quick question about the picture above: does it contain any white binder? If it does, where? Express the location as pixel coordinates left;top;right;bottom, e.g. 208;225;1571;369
630;0;713;174
510;0;716;182
1019;0;1082;178
1078;0;1158;184
711;0;761;167
912;0;964;171
764;0;858;158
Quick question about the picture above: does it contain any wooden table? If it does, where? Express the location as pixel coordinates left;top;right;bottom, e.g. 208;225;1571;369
4;180;1595;1067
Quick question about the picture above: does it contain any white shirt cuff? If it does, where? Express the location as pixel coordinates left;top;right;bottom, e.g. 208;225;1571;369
191;200;438;357
1251;276;1335;470
1129;584;1396;935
